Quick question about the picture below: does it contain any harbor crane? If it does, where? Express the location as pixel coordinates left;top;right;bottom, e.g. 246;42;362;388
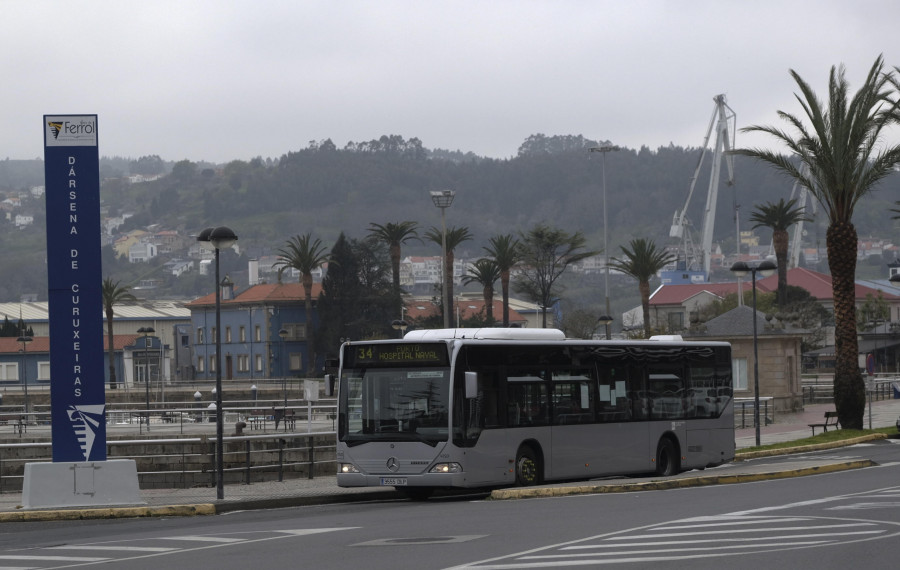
668;94;736;282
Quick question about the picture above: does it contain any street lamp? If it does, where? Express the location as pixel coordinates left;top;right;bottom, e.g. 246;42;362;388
430;189;455;329
590;145;620;340
16;335;32;424
729;259;777;446
137;326;155;431
391;319;409;338
279;327;288;427
596;315;613;340
197;225;238;500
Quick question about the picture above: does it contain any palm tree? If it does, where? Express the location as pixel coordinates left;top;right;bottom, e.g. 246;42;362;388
462;258;501;322
749;198;810;307
484;234;521;327
609;238;674;338
367;221;419;294
101;278;136;389
733;56;900;430
275;234;330;376
425;225;473;321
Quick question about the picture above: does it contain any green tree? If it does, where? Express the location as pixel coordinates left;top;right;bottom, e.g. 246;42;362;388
367;221;419;309
733;56;900;429
425;225;473;323
749;198;810;306
275;233;330;376
484;234;522;327
514;224;598;328
102;278;137;389
609;238;674;338
462;258;500;323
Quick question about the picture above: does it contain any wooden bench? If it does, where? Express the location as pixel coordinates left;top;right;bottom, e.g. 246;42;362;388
809;411;840;435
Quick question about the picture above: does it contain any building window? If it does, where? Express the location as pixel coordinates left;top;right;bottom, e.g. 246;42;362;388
181;334;190;348
0;362;18;381
209;356;216;373
197;357;205;373
282;323;307;341
225;327;232;343
38;362;51;381
255;325;261;342
667;312;684;331
197;328;204;344
289;352;303;372
237;355;249;372
211;327;217;341
732;357;748;391
240;326;246;342
255;354;263;372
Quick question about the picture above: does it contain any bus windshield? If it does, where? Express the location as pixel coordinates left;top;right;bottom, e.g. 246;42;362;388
340;368;450;447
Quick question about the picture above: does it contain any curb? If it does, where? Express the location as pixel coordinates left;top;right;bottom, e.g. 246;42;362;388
488;459;877;500
734;433;888;459
0;503;216;523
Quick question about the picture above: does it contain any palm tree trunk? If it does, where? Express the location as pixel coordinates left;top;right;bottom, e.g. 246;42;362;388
639;280;651;339
106;309;117;389
303;275;315;378
500;271;510;327
828;222;865;429
773;228;789;306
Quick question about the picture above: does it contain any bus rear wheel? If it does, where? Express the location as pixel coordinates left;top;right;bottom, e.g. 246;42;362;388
515;446;542;486
655;438;680;477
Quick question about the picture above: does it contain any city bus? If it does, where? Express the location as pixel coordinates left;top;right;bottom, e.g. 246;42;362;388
335;328;734;499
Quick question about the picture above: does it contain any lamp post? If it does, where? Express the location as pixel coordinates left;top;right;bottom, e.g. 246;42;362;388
391;319;408;339
16;335;32;424
197;225;238;500
137;326;155;431
279;327;288;427
729;259;776;446
430;189;455;329
590;145;620;339
596;315;613;340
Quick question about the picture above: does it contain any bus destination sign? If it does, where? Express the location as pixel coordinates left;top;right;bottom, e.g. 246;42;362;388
347;342;449;367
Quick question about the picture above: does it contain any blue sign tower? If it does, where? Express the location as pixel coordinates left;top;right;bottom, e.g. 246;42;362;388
43;115;107;462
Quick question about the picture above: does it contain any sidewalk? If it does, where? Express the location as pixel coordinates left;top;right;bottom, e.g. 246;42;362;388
1;399;898;521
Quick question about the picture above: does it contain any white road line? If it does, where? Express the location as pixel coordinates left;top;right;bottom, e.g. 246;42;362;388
0;555;108;562
162;536;246;543
607;523;878;539
524;540;832;558
48;545;177;552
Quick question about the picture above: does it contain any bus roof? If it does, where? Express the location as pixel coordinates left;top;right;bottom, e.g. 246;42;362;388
402;328;567;341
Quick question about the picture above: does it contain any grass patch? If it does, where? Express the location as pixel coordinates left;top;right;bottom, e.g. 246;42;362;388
739;427;898;454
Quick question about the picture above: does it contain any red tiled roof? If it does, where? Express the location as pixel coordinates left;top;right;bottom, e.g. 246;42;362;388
404;299;525;323
650;267;900;306
755;267;900;301
0;334;139;355
187;282;324;307
650;282;747;305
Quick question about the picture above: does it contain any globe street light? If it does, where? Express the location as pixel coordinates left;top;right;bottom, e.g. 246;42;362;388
430;189;455;329
137;326;155;431
729;259;776;446
391;319;409;339
197;225;238;500
17;335;32;424
590;145;620;339
596;315;613;340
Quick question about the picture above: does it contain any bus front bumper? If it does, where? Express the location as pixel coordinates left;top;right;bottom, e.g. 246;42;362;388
337;472;468;488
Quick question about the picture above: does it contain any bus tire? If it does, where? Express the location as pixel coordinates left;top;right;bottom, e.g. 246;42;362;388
515;445;542;486
655;437;680;477
398;487;434;501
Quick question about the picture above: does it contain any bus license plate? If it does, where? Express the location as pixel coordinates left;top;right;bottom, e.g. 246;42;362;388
381;477;407;486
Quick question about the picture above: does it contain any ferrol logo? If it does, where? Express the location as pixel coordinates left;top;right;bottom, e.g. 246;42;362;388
45;116;97;147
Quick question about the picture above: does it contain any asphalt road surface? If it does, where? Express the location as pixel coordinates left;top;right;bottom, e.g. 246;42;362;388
2;439;900;569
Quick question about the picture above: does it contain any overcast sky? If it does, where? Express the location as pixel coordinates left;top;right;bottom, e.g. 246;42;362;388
3;1;898;164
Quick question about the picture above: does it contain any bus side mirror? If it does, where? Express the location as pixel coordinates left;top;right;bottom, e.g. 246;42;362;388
465;371;478;399
325;374;335;397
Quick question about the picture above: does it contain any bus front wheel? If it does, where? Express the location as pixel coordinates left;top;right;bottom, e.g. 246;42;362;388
515;446;542;486
655;437;680;477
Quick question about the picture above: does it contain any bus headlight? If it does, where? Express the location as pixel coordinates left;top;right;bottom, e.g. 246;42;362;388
339;463;360;474
429;462;462;474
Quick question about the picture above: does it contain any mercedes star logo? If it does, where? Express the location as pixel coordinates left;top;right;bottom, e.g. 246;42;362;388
386;457;399;472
